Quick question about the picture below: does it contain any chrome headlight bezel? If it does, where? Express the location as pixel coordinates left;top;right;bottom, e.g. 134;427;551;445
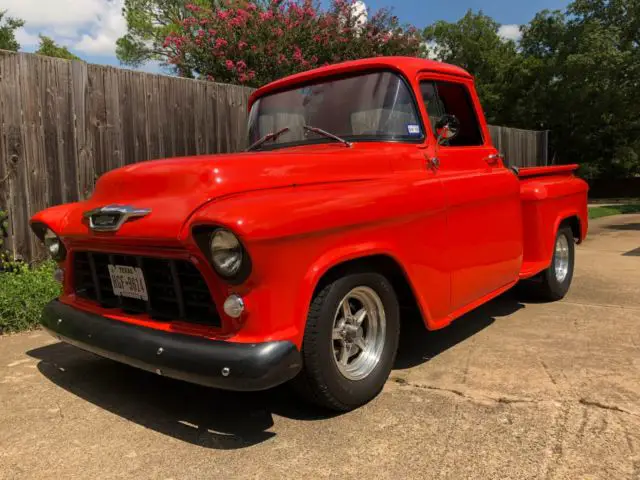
194;226;251;284
31;222;66;262
43;228;64;260
44;228;66;261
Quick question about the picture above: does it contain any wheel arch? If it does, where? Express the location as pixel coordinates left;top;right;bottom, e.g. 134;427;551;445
557;214;582;243
297;250;431;340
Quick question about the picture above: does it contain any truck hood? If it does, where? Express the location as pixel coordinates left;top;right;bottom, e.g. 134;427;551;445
60;144;392;243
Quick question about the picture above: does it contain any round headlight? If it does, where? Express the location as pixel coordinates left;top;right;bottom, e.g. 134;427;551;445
44;229;65;261
210;229;243;278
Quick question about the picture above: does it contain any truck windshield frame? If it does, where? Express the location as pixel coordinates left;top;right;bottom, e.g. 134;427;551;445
247;70;426;150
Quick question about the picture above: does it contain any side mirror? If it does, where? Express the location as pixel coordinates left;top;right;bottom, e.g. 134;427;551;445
434;114;460;145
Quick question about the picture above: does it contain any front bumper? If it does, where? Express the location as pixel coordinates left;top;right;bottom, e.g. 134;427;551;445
41;300;302;391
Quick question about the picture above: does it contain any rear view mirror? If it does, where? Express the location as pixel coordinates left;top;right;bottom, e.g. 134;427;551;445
435;114;460;145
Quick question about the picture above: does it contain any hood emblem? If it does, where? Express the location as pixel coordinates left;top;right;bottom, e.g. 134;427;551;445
83;205;151;232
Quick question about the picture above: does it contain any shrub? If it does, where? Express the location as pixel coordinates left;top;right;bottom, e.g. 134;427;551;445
167;0;424;86
0;261;61;334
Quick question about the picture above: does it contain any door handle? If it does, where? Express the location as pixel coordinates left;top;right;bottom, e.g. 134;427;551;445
485;153;504;166
427;157;440;171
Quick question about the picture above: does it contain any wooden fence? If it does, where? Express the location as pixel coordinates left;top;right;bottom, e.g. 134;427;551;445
0;51;548;263
489;125;549;168
0;51;253;262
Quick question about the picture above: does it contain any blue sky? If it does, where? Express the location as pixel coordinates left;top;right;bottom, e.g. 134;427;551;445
8;0;571;73
358;0;570;28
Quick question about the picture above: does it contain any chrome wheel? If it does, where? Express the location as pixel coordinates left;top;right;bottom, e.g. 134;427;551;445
554;233;570;283
332;286;386;381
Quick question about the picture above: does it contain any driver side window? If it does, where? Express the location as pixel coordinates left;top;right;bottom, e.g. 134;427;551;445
419;81;483;147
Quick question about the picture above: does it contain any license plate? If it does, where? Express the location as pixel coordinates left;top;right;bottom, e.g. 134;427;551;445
108;265;148;301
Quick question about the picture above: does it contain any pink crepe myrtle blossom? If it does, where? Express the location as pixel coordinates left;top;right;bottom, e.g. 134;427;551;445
169;0;422;87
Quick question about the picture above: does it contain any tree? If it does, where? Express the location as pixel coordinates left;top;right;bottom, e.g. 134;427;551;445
0;10;24;52
424;3;640;178
515;3;640;178
423;10;521;124
116;0;212;71
35;35;81;60
161;0;423;86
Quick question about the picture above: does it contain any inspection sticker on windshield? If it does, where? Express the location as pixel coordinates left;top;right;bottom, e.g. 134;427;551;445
407;124;421;135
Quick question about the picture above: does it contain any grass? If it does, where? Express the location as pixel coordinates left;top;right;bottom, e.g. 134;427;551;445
588;204;640;220
0;261;61;334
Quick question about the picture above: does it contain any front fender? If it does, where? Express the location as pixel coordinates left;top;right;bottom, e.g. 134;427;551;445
182;179;445;346
30;203;80;237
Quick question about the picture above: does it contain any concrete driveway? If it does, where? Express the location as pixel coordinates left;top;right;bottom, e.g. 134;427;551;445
1;214;639;479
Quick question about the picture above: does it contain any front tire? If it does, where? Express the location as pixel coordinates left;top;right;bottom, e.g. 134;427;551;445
294;271;400;411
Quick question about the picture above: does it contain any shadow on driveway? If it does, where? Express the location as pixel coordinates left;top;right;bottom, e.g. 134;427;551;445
606;222;640;231
26;292;525;450
395;292;524;369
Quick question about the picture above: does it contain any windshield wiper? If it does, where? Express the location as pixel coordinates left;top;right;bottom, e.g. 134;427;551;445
303;125;352;148
246;127;290;151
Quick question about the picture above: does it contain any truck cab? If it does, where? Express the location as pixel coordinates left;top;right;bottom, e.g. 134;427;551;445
32;57;588;411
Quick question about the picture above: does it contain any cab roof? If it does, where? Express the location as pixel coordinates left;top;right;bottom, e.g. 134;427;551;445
248;56;472;109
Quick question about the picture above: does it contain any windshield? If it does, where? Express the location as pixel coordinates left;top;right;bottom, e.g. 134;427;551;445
247;71;424;149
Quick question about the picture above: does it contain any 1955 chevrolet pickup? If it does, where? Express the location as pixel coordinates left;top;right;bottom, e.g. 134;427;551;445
32;57;588;411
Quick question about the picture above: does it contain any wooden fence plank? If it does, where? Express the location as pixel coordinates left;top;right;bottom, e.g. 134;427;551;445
72;60;93;200
0;52;20;258
194;81;206;155
131;72;148;163
183;79;196;156
57;58;78;204
12;54;32;261
21;54;47;261
104;66;124;172
144;74;160;160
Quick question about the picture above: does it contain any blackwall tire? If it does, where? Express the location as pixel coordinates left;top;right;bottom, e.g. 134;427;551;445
520;226;575;302
293;271;400;411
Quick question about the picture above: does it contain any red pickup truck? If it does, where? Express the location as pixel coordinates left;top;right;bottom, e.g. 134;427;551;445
32;57;588;411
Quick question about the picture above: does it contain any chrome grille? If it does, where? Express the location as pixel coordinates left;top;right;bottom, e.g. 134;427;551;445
73;251;220;327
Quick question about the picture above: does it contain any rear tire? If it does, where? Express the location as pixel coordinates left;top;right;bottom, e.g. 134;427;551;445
293;271;400;411
520;226;575;301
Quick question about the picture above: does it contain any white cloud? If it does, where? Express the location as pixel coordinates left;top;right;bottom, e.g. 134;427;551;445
3;0;126;57
74;0;126;55
2;0;106;29
15;28;40;48
498;24;522;42
351;1;367;29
